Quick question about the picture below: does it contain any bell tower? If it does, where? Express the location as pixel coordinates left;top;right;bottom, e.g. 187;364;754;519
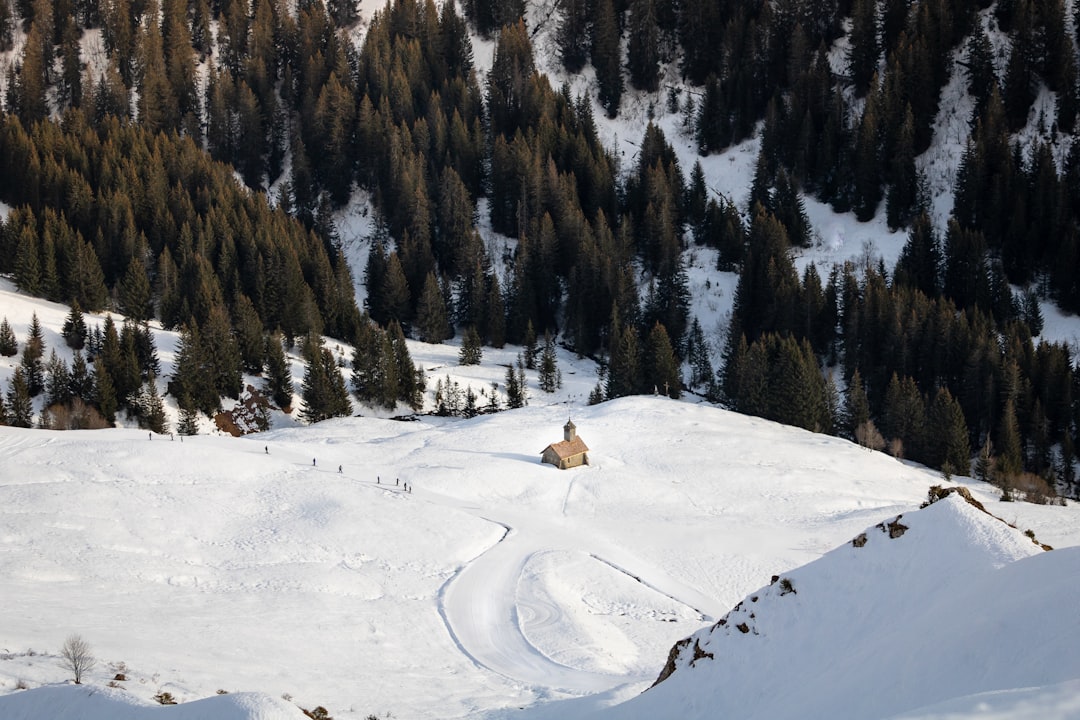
564;418;576;442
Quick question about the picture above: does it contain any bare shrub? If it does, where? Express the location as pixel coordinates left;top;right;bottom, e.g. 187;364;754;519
888;437;905;459
15;678;29;690
855;420;885;451
59;634;96;684
45;400;110;431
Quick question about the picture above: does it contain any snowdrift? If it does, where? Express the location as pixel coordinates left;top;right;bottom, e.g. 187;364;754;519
0;684;307;720
614;493;1080;720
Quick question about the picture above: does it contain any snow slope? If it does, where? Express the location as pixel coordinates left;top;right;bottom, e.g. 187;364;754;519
0;685;308;720
3;396;1080;719
599;493;1080;720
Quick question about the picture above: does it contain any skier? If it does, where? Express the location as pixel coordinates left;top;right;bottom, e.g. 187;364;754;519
313;458;316;466
338;465;342;473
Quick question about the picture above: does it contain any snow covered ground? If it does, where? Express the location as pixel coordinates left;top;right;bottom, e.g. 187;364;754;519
2;390;1079;719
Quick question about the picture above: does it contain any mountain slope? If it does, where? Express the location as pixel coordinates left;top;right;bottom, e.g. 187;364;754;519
605;493;1080;720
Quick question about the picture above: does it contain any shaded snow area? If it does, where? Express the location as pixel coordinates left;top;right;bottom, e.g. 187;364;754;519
599;494;1080;720
3;397;1080;719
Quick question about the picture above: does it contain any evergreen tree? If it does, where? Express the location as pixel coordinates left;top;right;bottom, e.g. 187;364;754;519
93;358;117;425
997;396;1023;478
177;395;199;435
607;324;641;398
20;313;46;397
45;351;72;407
893;212;940;297
0;318;17;356
848;0;879;97
350;318;382;406
118;256;153;321
264;332;294;411
416;272;451;343
686;317;712;389
627;0;661;92
232;294;266;375
538;331;560;393
459;325;483;365
137;377;168;434
883;373;926;460
844;367;871;440
202;304;243;402
592;0;623;117
6;367;33;427
926;386;970;474
62;303;88;350
388;320;423;409
557;0;590;73
300;335;352;423
642;322;681;398
523;319;538;369
505;354;527;408
69;350;93;404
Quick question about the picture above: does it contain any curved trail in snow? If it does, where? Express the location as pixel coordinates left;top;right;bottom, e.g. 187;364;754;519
442;526;626;694
426;488;719;695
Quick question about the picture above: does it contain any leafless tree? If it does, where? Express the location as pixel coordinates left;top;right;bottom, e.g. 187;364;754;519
59;634;96;684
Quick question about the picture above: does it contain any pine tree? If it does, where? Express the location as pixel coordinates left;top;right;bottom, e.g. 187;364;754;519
6;367;33;427
232;294;265;375
202;304;243;402
0;318;17;356
20;313;46;397
177;394;199;435
300;334;352;423
459;326;483;365
69;350;93;404
118;255;154;321
557;0;590;72
505;354;526;408
264;332;294;411
416;272;451;343
93;358;117;425
592;0;623;117
138;376;168;434
642;322;681;398
388;320;423;409
607;324;641;398
845;367;871;440
893;212;940;297
687;317;712;389
627;0;661;92
45;351;72;407
538;331;560;393
927;386;970;474
997;396;1023;479
848;0;879;97
523;319;538;369
61;303;88;350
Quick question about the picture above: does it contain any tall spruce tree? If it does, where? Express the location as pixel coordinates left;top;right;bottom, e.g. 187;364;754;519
538;331;561;393
300;334;352;423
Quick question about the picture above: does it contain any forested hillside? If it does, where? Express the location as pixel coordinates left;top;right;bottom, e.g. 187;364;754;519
0;0;1078;500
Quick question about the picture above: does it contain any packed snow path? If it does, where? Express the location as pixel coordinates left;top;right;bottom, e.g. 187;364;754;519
432;491;718;694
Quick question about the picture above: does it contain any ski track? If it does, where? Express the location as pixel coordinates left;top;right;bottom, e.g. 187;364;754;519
425;484;708;695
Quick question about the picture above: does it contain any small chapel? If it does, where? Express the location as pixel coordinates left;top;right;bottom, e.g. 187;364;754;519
540;419;589;469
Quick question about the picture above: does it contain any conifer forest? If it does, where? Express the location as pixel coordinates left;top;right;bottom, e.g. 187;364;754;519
0;0;1079;500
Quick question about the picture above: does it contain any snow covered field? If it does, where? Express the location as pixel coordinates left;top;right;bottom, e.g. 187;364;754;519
2;391;1079;719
